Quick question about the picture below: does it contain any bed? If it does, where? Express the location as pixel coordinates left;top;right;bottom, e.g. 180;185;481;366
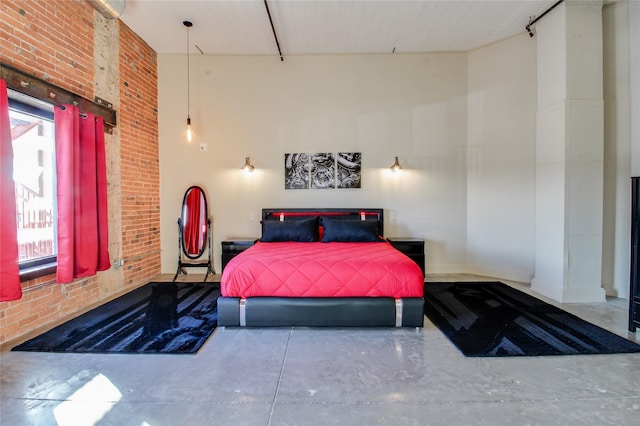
217;208;425;327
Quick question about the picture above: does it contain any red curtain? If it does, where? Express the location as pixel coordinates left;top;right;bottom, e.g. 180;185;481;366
0;79;22;301
55;105;110;284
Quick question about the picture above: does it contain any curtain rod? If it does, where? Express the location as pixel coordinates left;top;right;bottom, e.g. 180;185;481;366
1;63;117;133
526;0;564;37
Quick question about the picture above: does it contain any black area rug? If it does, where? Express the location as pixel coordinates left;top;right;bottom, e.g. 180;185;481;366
13;282;220;354
423;282;640;357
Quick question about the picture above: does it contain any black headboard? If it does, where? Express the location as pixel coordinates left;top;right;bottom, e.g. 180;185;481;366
262;208;384;236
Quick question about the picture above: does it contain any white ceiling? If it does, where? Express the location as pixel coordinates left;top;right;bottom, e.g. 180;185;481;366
118;0;561;56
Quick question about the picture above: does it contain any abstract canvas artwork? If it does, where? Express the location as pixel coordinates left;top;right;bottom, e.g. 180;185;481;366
284;153;310;189
284;152;361;189
336;152;361;188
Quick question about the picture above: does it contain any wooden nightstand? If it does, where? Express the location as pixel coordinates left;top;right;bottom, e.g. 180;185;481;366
221;240;256;273
388;238;425;275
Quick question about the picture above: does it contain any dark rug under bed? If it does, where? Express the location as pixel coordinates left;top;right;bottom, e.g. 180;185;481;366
423;281;640;357
13;282;220;354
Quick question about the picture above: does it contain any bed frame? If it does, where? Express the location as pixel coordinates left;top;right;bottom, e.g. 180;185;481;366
217;208;425;328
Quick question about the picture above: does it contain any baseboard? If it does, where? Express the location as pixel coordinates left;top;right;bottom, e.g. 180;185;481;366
424;264;472;275
425;264;532;284
465;265;533;285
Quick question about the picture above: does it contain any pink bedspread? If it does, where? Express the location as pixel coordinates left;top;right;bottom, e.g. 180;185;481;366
221;241;424;298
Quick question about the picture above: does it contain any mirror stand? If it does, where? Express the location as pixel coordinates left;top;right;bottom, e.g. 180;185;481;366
173;217;215;282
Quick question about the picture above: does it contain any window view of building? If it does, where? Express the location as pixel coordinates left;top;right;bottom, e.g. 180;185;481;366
9;96;57;265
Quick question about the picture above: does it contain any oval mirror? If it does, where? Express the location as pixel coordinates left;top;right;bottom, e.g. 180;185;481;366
180;185;208;259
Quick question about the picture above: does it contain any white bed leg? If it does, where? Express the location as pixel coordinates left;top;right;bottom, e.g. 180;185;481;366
395;299;403;327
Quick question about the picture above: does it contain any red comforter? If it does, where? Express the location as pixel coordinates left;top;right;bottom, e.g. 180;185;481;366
221;241;424;298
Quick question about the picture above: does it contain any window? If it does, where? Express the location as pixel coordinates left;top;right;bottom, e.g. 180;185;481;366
8;90;57;279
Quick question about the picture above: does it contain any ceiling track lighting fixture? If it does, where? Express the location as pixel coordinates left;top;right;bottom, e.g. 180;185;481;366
390;156;402;172
184;20;193;143
242;157;255;173
264;0;284;61
525;0;564;38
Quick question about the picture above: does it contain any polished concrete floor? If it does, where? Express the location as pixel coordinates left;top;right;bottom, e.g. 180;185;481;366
1;274;639;426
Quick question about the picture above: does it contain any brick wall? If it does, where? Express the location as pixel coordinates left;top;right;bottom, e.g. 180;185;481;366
118;23;161;287
0;0;95;98
120;25;160;285
0;0;160;347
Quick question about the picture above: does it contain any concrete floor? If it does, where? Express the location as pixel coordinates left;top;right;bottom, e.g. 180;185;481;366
1;274;639;426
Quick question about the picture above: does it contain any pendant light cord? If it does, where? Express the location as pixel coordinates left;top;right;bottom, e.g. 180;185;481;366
187;27;189;119
184;21;192;119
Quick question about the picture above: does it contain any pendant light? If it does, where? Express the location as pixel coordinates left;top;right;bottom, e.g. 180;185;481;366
184;20;193;143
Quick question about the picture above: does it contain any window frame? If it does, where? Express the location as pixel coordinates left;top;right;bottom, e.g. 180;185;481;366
8;90;58;281
20;256;57;281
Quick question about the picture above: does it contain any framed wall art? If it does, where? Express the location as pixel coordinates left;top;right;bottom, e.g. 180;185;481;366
284;152;361;189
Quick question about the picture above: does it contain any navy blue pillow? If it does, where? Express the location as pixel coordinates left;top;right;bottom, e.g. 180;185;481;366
320;218;384;242
260;217;319;242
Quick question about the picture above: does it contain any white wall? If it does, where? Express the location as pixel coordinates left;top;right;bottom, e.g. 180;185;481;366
466;33;537;283
158;10;632;296
602;0;640;298
159;54;470;274
632;1;640;177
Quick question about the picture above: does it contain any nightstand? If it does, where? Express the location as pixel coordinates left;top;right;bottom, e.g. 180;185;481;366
221;239;256;273
388;238;425;275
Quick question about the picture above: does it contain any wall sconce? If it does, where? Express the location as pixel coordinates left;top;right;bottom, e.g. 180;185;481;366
242;157;255;172
390;156;402;172
184;20;193;143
